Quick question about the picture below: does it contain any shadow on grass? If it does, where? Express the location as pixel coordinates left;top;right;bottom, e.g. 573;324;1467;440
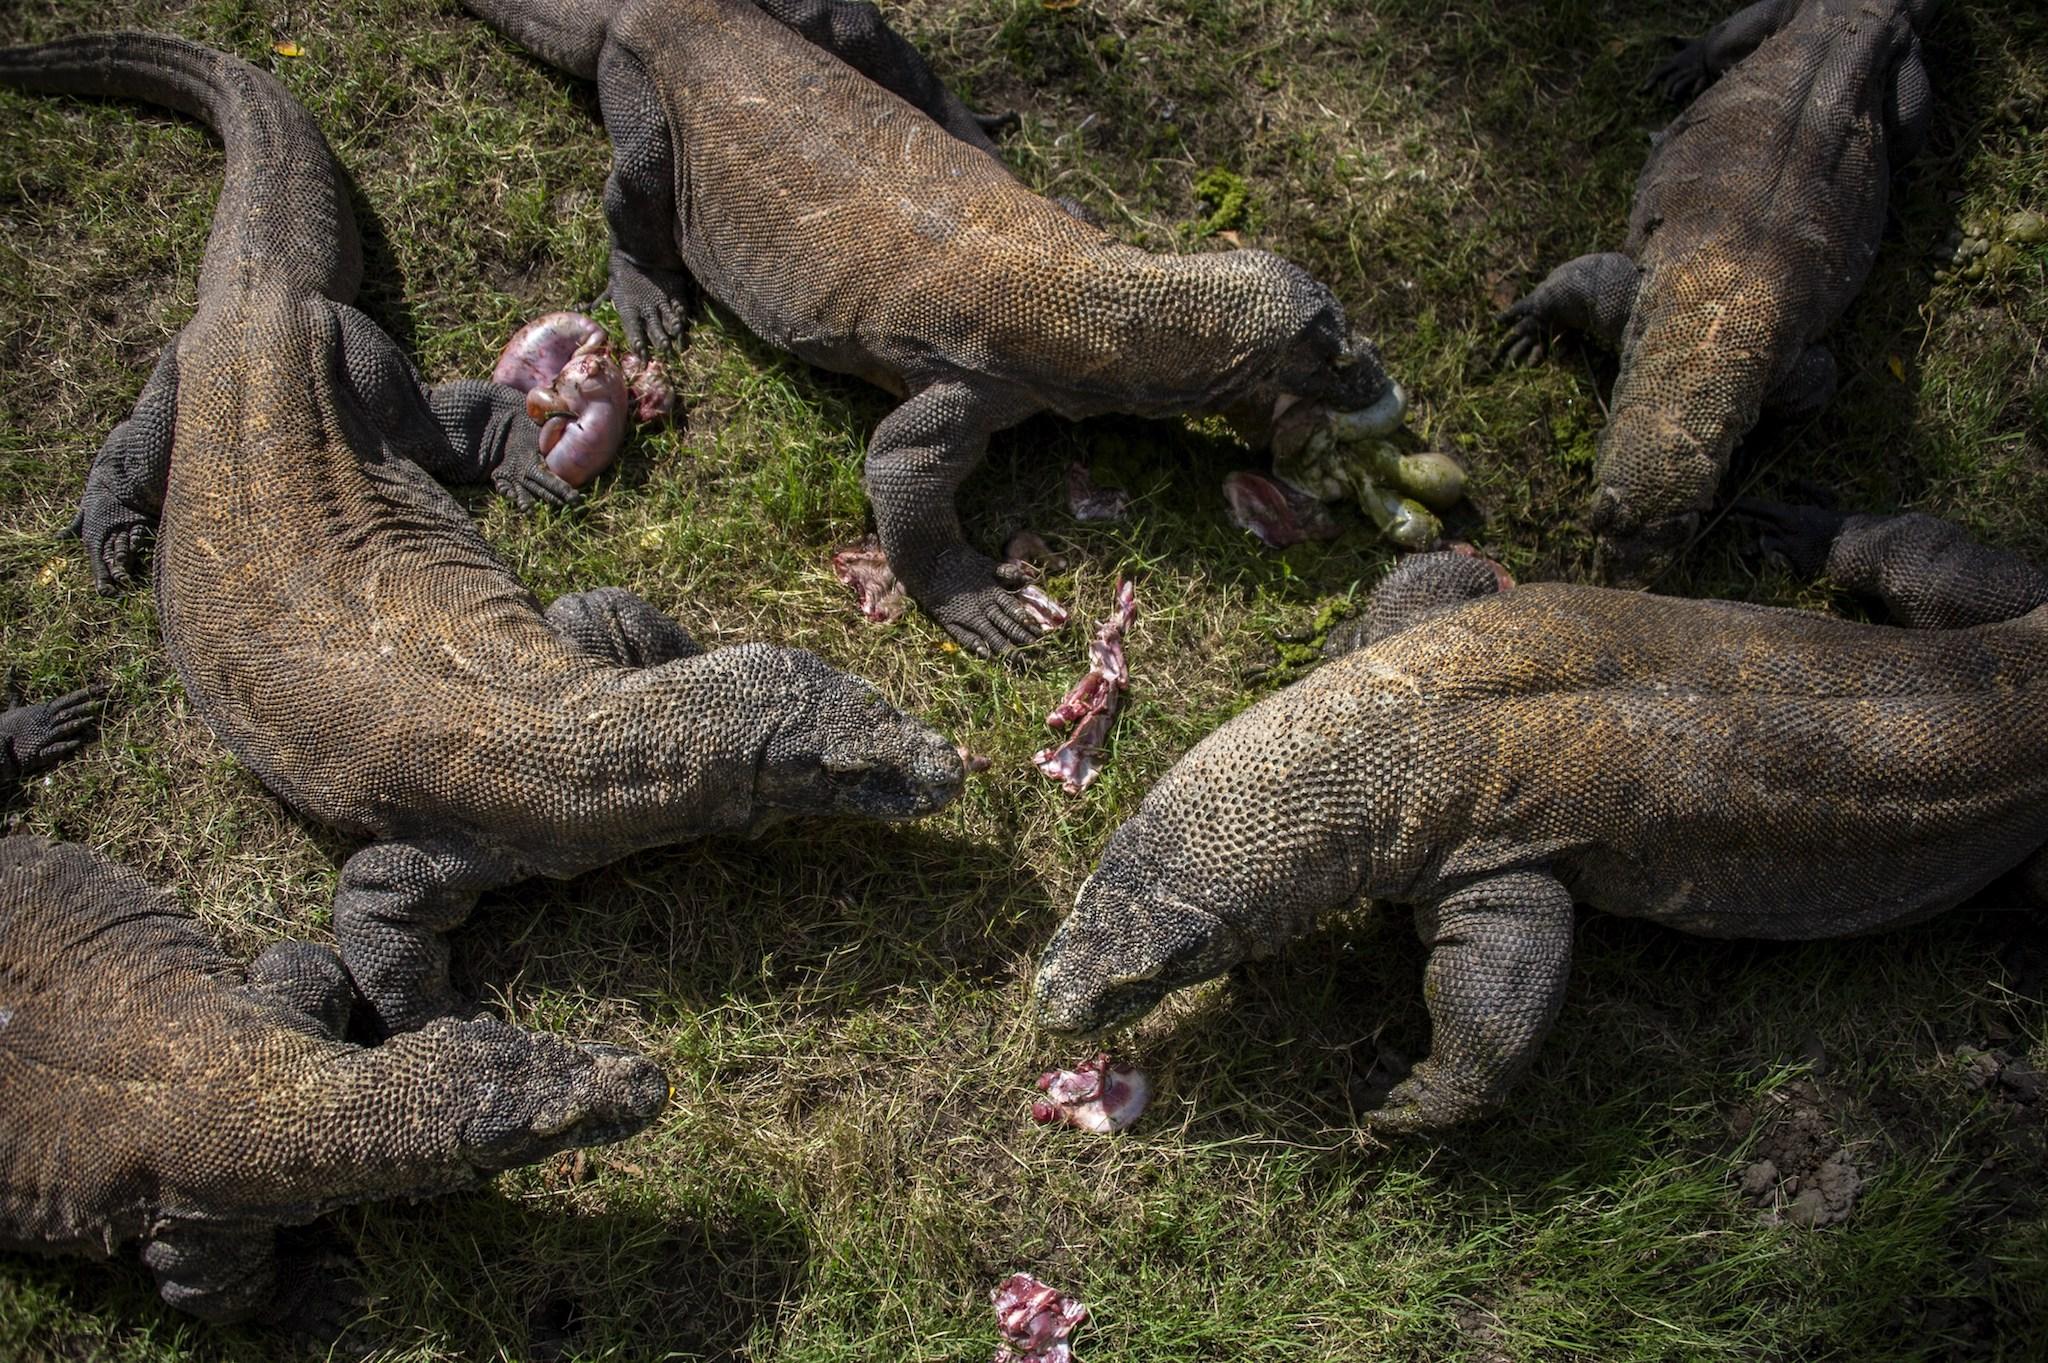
459;818;1060;1017
344;1189;808;1361
1147;892;2048;1172
0;1185;808;1363
341;160;429;367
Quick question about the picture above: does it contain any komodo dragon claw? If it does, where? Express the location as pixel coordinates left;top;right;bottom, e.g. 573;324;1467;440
1642;41;1712;105
0;684;104;781
1494;307;1553;368
607;251;694;356
974;107;1021;138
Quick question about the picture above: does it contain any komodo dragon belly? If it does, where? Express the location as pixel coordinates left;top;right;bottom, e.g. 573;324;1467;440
1377;587;2048;938
620;0;1320;407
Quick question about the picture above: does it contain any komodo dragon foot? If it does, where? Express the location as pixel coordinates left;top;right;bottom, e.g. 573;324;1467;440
927;548;1071;657
609;251;697;356
0;683;103;796
1735;499;2048;630
1729;497;1847;577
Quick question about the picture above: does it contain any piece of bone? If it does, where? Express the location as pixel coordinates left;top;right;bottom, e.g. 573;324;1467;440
991;1273;1088;1363
1222;471;1340;547
1066;463;1131;522
1034;579;1137;794
831;537;907;623
1031;1053;1151;1134
1445;542;1516;592
619;353;677;424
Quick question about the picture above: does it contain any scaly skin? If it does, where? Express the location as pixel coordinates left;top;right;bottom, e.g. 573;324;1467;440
0;687;101;799
0;836;668;1322
459;0;1406;653
1034;512;2048;1131
1500;0;1937;578
0;33;964;1035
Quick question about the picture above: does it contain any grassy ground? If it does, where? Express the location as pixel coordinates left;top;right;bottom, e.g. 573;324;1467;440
2;0;2046;1358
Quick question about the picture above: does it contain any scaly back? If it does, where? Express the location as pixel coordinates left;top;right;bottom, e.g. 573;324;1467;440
0;838;337;1253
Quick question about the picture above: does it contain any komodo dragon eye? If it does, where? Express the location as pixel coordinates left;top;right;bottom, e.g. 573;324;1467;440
823;752;875;777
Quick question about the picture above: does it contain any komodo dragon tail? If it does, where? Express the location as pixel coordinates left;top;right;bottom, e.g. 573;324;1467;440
461;0;626;80
0;32;362;303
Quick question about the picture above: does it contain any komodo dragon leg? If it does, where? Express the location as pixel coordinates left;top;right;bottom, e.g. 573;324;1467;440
140;1223;280;1323
1366;871;1576;1134
1762;345;1838;418
0;685;102;799
1735;501;2048;630
245;939;355;1039
545;585;703;665
863;378;1047;656
71;344;178;594
1886;32;1933;166
1324;551;1507;658
331;303;579;510
1644;0;1798;104
1497;252;1640;368
597;39;696;356
748;0;1011;155
332;837;524;1034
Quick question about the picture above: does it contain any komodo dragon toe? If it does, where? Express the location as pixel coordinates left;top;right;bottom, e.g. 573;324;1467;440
0;684;102;794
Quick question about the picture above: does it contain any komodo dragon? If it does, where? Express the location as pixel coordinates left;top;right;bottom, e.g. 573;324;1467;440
1033;510;2048;1130
459;0;1408;654
0;834;668;1323
1499;0;1936;578
0;33;965;1034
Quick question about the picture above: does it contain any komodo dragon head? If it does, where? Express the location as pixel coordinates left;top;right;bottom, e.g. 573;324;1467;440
392;1017;673;1177
1030;805;1270;1035
1031;665;1368;1035
743;647;965;825
1589;268;1785;578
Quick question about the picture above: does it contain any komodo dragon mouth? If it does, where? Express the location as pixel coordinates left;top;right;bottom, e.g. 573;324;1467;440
459;1041;672;1171
1032;882;1255;1036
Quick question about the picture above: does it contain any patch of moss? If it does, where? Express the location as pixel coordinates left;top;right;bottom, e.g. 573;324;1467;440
1550;409;1601;469
1193;166;1258;236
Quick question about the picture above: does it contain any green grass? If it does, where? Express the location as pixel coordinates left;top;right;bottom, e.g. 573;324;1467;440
3;0;2047;1358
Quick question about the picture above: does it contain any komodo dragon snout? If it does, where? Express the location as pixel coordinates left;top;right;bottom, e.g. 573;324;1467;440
1242;328;1407;457
424;1019;671;1170
1032;830;1246;1035
750;651;965;823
